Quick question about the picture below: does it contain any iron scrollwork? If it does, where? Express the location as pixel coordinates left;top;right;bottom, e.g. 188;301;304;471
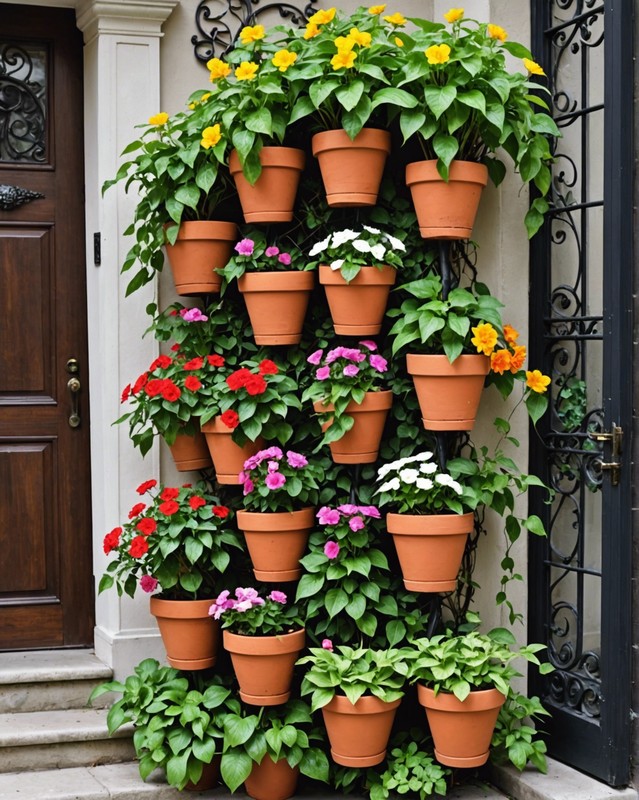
193;0;318;63
0;43;47;163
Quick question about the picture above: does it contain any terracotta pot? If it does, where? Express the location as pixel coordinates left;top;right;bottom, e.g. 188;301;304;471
223;628;305;705
149;597;219;670
417;684;506;768
164;220;237;295
238;271;314;345
312;128;391;207
168;425;213;472
405;160;489;240
319;265;396;336
230;147;305;223
236;508;315;581
201;417;263;485
406;354;490;431
386;512;474;592
245;756;299;800
184;757;220;791
321;694;401;767
314;390;392;464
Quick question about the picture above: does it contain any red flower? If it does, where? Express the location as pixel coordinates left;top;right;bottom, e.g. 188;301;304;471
159;500;180;516
145;378;166;397
129;535;149;558
161;382;181;402
150;355;172;371
207;354;225;367
128;502;146;519
169;310;179;316
220;410;239;429
170;344;181;352
189;496;206;510
259;359;278;375
136;479;157;495
182;483;192;488
184;376;202;392
132;373;149;394
226;368;252;390
246;374;267;396
184;357;204;370
136;517;157;536
213;505;230;518
161;487;180;500
103;527;122;554
121;384;131;403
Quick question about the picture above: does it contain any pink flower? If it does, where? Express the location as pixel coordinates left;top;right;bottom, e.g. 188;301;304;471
316;366;331;380
359;340;377;351
180;308;208;322
370;354;388;372
243;454;263;470
209;589;235;619
358;505;381;518
324;540;340;559
268;590;287;604
317;507;341;525
263;446;283;459
267;460;280;473
343;364;360;377
238;471;247;483
265;472;286;490
343;348;367;362
265;246;280;257
287;451;308;468
322;639;334;651
278;252;292;266
349;516;365;532
140;575;158;593
243;478;254;495
307;349;324;365
325;347;346;364
337;504;358;515
234;587;265;612
235;238;255;256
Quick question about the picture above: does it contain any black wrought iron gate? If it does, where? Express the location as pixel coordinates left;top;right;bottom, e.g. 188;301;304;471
528;0;634;786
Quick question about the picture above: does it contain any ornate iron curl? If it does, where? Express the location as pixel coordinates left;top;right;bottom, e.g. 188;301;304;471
193;0;318;63
0;43;46;163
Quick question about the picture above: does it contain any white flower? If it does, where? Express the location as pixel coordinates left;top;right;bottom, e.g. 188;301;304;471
352;239;371;253
363;224;381;235
435;473;453;486
391;456;411;469
331;229;359;248
309;235;330;257
386;233;406;252
330;258;345;271
399;468;419;484
450;480;463;495
378;477;401;493
415;477;434;491
371;243;386;261
415;451;433;461
420;462;438;475
377;463;392;479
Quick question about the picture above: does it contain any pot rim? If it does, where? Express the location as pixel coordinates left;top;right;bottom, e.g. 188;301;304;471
319;264;397;286
236;507;316;528
230;146;306;172
223;627;305;654
313;389;393;414
166;220;238;241
405;159;489;186
324;693;403;714
386;511;475;535
417;684;506;712
312;127;392;155
238;271;315;291
406;353;491;377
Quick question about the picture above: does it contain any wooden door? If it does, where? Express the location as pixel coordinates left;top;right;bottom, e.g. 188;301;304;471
0;5;93;649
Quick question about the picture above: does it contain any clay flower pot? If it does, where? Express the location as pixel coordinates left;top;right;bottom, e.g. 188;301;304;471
236;508;315;581
319;265;396;336
386;512;474;592
321;694;401;767
406;354;490;431
230;147;305;223
167;425;212;472
223;628;305;705
314;390;393;464
312;128;391;207
164;220;237;295
417;684;506;768
238;271;314;345
405;160;489;240
149;597;220;670
244;756;299;800
201;417;264;484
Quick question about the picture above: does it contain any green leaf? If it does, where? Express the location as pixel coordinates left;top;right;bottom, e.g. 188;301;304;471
221;751;253;793
310;79;340;109
245;108;273;135
526;390;549;422
372;87;418;110
174;183;200;211
400;108;427;143
524;514;547;537
325;588;349;616
423;85;457;120
457;90;486;115
433;133;459;173
335;80;365;112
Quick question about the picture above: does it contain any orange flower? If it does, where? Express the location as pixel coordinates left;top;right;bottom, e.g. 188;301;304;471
487;23;507;41
471;322;498;356
503;324;519;345
526;370;551;393
490;349;512;375
509;344;527;373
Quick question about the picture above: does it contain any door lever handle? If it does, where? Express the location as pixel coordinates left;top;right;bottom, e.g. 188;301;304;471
67;375;81;428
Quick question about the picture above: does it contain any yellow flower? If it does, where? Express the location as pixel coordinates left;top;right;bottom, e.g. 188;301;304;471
487;23;507;41
384;12;406;26
234;61;259;81
148;112;168;126
272;49;298;72
239;24;265;45
200;124;222;149
334;35;355;53
526;369;551;393
471;322;498;356
523;57;545;76
368;4;386;13
503;324;519;345
331;50;357;70
490;349;512;375
444;7;464;23
394;36;404;47
309;7;336;25
304;22;321;39
207;57;231;81
425;43;451;65
188;103;196;110
349;28;372;47
201;92;211;102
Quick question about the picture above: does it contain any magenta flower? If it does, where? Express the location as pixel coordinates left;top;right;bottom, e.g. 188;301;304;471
140;575;158;593
324;540;340;559
209;589;234;619
234;587;265;612
322;638;334;651
316;366;331;380
262;446;283;460
287;451;308;468
180;308;208;322
343;364;360;377
268;590;287;604
349;516;365;532
278;252;292;265
359;340;377;351
265;472;286;490
243;454;262;470
267;460;280;473
265;246;280;257
307;349;324;365
317;507;341;526
337;503;358;515
243;478;254;496
235;238;255;256
358;505;381;519
370;354;388;372
325;347;346;364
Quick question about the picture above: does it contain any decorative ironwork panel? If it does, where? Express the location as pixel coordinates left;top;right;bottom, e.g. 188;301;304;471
193;0;318;62
0;42;47;163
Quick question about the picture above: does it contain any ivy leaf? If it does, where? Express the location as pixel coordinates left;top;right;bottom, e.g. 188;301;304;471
221;751;253;793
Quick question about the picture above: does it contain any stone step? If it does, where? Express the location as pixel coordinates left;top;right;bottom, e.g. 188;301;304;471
0;650;113;713
0;707;134;773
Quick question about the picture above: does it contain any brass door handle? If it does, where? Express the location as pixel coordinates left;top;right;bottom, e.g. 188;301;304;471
67;376;81;428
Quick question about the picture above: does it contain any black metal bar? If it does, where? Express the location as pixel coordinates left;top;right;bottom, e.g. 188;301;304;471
543;4;605;35
555;102;605;124
544;562;602;578
348;464;360;505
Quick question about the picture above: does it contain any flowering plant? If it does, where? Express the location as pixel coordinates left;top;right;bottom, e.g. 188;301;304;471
99;480;242;600
308;225;406;282
209;586;303;635
217;227;308;284
394;8;560;236
117;351;227;455
302;340;389;444
198;358;302;447
240;446;323;513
